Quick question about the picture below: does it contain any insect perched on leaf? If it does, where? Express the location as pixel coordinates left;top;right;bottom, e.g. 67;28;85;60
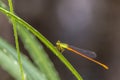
56;41;109;70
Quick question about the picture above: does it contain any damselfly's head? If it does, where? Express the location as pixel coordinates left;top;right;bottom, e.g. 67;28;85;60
56;40;68;53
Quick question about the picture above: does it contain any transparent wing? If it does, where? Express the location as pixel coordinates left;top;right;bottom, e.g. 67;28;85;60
69;45;97;58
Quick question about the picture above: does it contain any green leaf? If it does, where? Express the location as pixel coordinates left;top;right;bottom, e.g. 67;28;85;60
0;37;47;80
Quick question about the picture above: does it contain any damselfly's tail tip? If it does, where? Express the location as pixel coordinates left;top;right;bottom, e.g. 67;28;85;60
103;65;109;70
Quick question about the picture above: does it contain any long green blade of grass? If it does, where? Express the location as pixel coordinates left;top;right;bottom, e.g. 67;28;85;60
0;6;83;80
8;0;25;80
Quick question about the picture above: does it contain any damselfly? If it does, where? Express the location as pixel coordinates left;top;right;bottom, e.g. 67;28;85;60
56;41;109;70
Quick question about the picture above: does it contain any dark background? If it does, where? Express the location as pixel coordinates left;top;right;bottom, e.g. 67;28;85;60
0;0;120;80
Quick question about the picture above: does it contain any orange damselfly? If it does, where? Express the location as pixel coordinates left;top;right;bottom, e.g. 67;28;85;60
56;41;109;70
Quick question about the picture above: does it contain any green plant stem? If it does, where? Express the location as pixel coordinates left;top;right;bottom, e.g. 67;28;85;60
0;7;83;80
8;0;25;80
